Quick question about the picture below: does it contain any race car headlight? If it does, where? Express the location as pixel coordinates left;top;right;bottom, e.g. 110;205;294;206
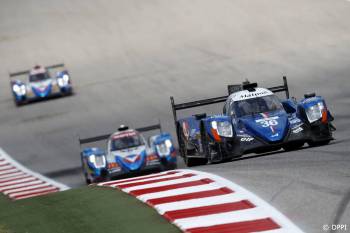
156;139;172;157
57;74;69;87
165;139;172;148
88;154;106;168
12;84;26;95
212;121;233;137
305;102;324;123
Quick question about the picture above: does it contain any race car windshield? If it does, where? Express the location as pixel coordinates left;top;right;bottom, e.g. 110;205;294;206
29;73;50;82
232;95;283;117
111;134;144;151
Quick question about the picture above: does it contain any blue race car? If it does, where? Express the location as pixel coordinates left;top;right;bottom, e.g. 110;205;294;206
79;124;177;184
9;64;73;106
170;77;336;166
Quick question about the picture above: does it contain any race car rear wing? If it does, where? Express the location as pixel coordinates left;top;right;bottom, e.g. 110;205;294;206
268;76;289;98
170;76;289;123
78;124;162;146
9;63;65;78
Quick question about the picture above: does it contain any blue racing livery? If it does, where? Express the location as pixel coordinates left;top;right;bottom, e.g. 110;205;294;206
170;77;335;166
9;64;73;106
80;124;177;184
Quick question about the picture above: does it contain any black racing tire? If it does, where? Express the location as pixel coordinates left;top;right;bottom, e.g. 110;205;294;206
84;173;91;185
161;162;177;171
177;124;187;158
307;140;331;147
179;123;208;167
14;100;23;107
184;156;208;167
201;127;210;158
67;89;74;96
200;123;219;164
283;141;305;151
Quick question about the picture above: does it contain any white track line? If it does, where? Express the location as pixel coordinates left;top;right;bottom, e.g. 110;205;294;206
99;171;181;186
137;183;225;202
155;193;244;214
107;171;189;187
123;175;205;193
173;207;269;229
260;229;291;233
180;169;304;232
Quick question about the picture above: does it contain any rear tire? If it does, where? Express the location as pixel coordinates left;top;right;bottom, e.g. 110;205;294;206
283;141;305;151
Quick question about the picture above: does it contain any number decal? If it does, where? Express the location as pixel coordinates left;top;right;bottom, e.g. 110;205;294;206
256;116;279;128
260;119;278;127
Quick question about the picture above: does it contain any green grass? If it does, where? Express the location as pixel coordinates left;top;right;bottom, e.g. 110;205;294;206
0;186;181;233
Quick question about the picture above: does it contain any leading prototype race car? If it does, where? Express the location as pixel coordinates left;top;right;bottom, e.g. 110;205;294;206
170;76;335;166
9;64;73;106
79;124;177;184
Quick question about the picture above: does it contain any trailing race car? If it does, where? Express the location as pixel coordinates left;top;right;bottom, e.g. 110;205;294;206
79;124;177;184
170;76;335;166
9;64;73;106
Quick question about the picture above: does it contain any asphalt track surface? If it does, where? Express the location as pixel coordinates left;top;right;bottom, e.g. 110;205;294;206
0;0;349;232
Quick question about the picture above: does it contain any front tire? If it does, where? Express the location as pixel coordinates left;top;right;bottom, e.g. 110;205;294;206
184;155;208;167
201;125;222;164
178;123;208;167
307;140;331;147
14;100;23;107
161;162;177;171
84;173;91;184
307;122;333;147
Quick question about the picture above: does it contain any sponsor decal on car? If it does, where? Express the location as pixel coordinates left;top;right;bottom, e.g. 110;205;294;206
240;137;254;142
112;131;137;139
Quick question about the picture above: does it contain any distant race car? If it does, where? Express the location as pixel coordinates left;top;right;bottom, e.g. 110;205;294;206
9;64;73;106
79;124;177;184
170;76;336;166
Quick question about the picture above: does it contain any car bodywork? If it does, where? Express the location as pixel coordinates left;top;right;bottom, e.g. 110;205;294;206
9;64;73;106
79;124;177;184
170;77;335;166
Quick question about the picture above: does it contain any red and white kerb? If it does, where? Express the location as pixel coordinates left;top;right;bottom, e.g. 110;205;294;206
99;169;304;233
0;148;69;200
